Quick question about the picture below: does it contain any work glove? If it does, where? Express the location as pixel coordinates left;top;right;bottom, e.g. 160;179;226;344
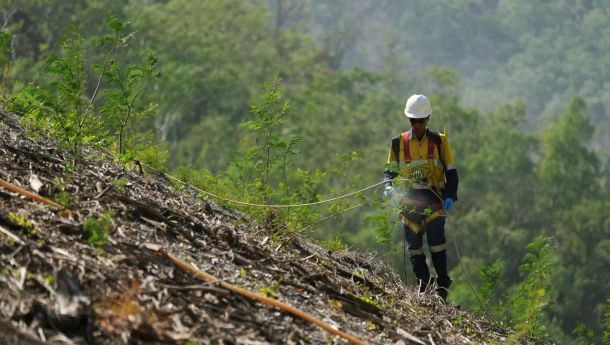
442;197;454;212
383;185;393;198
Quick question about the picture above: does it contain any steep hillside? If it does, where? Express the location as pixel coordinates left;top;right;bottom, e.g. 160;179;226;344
0;106;522;344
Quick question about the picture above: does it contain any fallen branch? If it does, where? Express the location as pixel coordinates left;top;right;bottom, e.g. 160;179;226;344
396;327;426;345
145;244;370;345
111;193;168;223
0;177;74;218
292;238;385;295
0;225;25;245
0;319;46;345
152;283;231;296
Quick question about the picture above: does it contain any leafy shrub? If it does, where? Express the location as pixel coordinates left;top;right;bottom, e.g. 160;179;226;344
573;321;596;345
83;211;115;248
603;299;610;344
0;31;12;95
506;236;555;343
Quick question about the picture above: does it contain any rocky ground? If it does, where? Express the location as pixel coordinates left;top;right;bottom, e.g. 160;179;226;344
0;106;522;345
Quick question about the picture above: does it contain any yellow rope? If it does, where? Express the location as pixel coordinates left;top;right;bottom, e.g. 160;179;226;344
141;160;499;326
160;169;391;208
428;189;499;326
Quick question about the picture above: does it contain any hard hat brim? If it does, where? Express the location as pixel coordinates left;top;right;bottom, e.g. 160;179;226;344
404;110;431;119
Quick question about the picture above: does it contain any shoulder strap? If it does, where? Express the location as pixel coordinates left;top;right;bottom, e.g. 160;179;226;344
403;130;411;162
426;129;446;172
395;130;445;167
391;135;401;162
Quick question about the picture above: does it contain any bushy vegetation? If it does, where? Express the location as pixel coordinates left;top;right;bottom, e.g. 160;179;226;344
83;210;115;248
1;1;608;343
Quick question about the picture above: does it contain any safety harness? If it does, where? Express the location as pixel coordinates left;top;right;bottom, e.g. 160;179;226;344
399;206;444;234
403;129;437;163
391;129;447;175
394;129;446;234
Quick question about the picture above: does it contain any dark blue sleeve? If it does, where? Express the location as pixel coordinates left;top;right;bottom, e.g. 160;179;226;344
445;168;458;201
384;168;398;188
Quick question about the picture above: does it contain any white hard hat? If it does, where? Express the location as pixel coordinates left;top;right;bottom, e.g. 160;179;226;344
404;94;431;119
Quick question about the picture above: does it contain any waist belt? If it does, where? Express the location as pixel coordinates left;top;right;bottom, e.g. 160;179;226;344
401;200;442;209
399;202;444;235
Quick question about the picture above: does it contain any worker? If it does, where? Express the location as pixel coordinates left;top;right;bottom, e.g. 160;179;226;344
383;93;459;301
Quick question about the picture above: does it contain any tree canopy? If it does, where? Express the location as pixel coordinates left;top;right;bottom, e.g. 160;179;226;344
1;1;608;343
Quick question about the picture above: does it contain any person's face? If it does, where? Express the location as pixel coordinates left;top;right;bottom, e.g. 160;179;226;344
409;116;429;136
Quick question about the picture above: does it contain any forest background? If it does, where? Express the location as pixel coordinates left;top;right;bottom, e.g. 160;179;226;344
1;0;609;344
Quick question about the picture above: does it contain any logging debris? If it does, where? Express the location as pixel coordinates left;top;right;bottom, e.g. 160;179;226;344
0;107;523;344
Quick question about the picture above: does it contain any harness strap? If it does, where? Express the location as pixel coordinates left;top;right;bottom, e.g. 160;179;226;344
400;208;445;234
402;130;437;162
403;130;411;162
428;136;436;159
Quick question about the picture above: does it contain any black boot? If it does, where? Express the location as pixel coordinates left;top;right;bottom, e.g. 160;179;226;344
436;276;452;302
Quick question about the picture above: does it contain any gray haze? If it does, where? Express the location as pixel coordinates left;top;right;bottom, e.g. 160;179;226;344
266;0;610;149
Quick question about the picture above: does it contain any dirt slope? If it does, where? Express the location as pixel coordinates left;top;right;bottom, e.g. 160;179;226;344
0;106;517;344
